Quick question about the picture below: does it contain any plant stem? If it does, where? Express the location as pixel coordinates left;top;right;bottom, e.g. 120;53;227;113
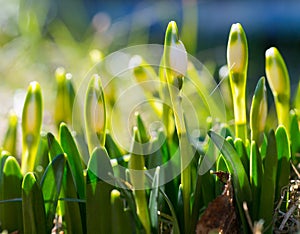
236;123;247;143
274;95;290;131
129;127;151;234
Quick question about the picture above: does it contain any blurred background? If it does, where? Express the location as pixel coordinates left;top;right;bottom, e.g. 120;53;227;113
0;0;299;127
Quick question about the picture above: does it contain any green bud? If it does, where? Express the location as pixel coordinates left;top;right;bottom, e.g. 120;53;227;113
227;23;248;75
265;47;290;96
164;21;188;90
250;77;267;145
3;111;18;156
265;47;290;129
21;81;43;173
54;67;75;127
85;74;106;152
226;23;248;140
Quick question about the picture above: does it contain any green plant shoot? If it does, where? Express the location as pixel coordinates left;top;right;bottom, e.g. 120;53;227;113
265;47;291;131
227;23;248;141
128;127;151;234
21;81;43;174
250;77;267;146
54;67;75;128
85;74;107;153
2;111;18;156
163;21;193;234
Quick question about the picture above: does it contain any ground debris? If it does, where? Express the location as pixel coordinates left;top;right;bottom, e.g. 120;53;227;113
196;171;239;234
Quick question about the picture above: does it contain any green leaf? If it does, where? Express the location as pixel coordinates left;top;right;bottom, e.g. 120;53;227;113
275;126;290;202
208;131;251;203
249;141;262;220
60;162;84;233
208;130;251;232
0;151;10;183
59;123;86;231
105;131;123;159
60;123;85;199
200;170;216;207
149;167;160;233
293;81;300;116
112;175;145;233
128;127;151;234
0;156;23;233
33;133;49;182
110;189;133;234
215;155;228;195
145;171;180;234
136;112;150;144
86;147;114;234
47;132;63;160
41;153;66;233
290;111;300;163
234;138;249;176
22;172;47;233
176;184;184;233
220;124;233;138
259;130;278;233
190;157;204;233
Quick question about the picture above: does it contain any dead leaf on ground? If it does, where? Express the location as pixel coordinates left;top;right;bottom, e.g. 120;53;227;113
196;171;239;234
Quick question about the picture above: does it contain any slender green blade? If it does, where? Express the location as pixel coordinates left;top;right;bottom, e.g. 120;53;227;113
259;130;278;233
249;141;262;221
176;184;184;233
40;154;66;233
60;162;84;233
112;175;146;233
105;131;123;159
0;156;23;233
47;132;64;160
149;167;160;233
290;111;300;163
110;189;133;234
59;123;86;231
200;170;215;207
234;138;249;176
60;123;85;199
275;126;290;202
208;131;251;203
208;130;251;232
33;133;49;182
215;155;229;195
86;146;114;234
22;172;47;234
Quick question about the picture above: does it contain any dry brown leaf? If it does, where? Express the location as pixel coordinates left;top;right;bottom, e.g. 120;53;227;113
196;171;239;234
